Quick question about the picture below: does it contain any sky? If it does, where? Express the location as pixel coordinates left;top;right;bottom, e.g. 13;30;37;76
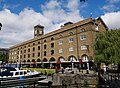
0;0;120;48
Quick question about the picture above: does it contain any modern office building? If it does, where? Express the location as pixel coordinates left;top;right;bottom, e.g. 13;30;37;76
8;17;108;68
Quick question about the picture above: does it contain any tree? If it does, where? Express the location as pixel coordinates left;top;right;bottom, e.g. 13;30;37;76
0;52;7;62
94;29;120;64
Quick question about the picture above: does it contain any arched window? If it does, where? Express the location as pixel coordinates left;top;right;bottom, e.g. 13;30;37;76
81;54;89;62
33;47;35;51
27;59;30;62
68;56;76;61
44;51;46;56
59;35;62;38
51;37;54;40
43;58;47;62
80;28;86;32
49;57;55;62
44;39;46;42
37;59;41;62
58;57;65;62
44;44;47;49
23;60;26;63
32;59;35;62
69;32;73;35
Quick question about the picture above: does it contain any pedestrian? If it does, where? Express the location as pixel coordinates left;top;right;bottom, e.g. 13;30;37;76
55;66;58;73
61;67;64;74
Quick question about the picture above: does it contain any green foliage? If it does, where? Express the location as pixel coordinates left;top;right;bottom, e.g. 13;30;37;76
21;68;55;75
94;29;120;64
0;52;7;62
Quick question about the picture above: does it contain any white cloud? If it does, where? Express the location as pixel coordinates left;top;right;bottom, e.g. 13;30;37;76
0;8;51;48
101;0;120;12
0;0;84;48
67;0;79;11
102;4;118;12
109;0;120;4
101;11;120;29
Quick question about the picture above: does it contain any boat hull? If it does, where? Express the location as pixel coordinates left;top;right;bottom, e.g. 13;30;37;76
0;73;41;81
0;76;46;87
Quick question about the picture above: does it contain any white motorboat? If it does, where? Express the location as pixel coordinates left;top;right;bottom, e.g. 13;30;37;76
0;67;42;80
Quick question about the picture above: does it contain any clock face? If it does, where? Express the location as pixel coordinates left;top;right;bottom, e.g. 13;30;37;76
39;30;42;34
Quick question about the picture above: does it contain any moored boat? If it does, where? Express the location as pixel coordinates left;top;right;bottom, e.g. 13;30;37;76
0;67;42;80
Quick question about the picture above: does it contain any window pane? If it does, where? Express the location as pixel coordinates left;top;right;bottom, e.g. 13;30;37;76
59;49;63;53
81;45;88;50
38;46;40;50
80;35;86;40
69;47;74;51
59;40;63;45
69;38;73;43
44;44;47;49
51;43;54;48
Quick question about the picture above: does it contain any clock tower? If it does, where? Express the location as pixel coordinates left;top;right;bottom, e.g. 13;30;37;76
34;24;44;38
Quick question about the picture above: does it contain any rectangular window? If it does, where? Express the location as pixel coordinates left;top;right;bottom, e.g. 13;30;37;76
28;48;30;52
33;53;35;57
51;50;54;55
81;45;88;50
59;49;63;53
20;72;23;75
80;35;86;40
20;55;22;58
24;50;26;53
69;38;74;43
15;72;19;75
51;43;54;48
24;55;26;58
44;44;47;49
38;46;40;50
28;54;30;58
69;47;74;51
38;52;40;57
59;40;63;45
44;51;46;56
33;47;35;51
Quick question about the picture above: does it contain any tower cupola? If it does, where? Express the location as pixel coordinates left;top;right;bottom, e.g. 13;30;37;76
34;25;44;38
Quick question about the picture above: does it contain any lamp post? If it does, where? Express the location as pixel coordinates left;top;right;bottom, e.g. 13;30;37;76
79;58;83;73
0;22;2;31
17;51;21;69
86;59;89;74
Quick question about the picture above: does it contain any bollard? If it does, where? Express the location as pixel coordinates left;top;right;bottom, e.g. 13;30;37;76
48;81;52;88
86;70;89;74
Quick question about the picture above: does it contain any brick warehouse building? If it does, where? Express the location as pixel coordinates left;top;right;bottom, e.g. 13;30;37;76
8;17;108;69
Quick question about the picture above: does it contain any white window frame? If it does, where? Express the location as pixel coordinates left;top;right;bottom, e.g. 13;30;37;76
95;25;99;31
80;35;86;40
59;49;63;53
81;45;88;50
69;47;74;51
69;38;74;43
80;28;85;32
59;40;63;45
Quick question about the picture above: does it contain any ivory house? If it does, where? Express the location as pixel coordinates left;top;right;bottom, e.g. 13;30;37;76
9;17;108;69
